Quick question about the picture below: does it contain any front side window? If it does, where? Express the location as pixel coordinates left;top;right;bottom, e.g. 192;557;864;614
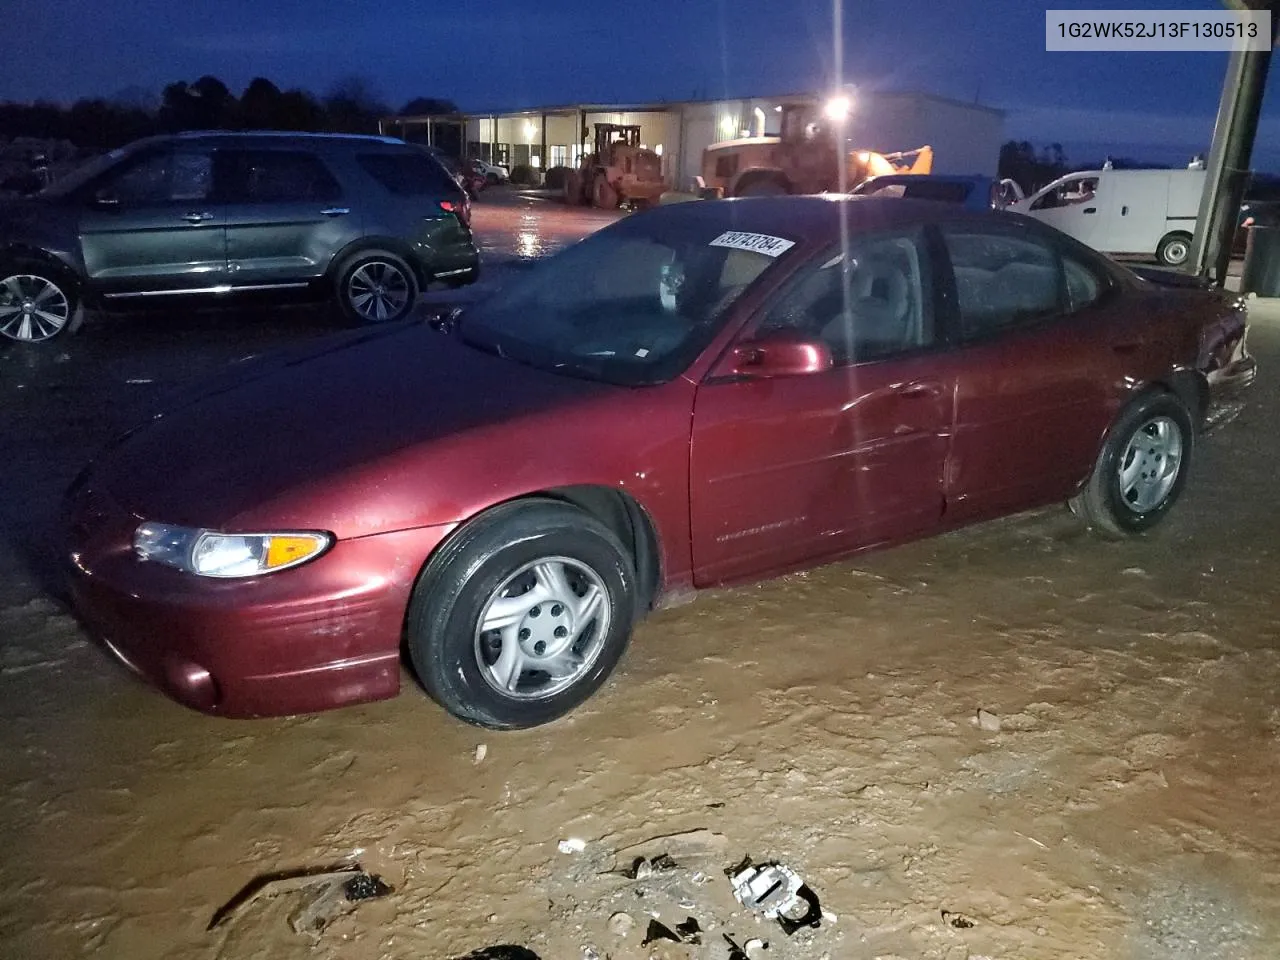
756;227;934;364
460;216;786;385
940;225;1063;338
98;148;214;204
1030;176;1098;211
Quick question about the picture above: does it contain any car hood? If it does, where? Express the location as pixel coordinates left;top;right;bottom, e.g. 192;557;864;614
89;321;616;536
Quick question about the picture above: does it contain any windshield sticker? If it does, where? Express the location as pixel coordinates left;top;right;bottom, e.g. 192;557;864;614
709;231;795;258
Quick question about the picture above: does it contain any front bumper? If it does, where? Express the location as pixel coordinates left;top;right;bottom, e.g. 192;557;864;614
64;480;454;718
1204;327;1257;430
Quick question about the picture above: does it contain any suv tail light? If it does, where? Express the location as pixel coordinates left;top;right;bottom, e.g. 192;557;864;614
439;198;470;226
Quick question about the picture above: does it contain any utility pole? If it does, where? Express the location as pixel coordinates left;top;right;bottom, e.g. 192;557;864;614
1185;1;1277;283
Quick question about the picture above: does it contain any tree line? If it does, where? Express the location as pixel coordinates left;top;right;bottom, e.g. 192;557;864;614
0;75;457;153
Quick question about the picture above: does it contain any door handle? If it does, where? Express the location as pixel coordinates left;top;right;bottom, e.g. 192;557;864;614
321;207;351;217
182;211;214;223
1082;207;1097;214
1121;205;1129;216
897;381;942;399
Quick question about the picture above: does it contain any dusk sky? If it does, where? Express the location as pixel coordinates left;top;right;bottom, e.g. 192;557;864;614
9;0;1280;166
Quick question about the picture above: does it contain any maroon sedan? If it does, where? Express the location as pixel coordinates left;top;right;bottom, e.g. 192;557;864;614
63;196;1256;729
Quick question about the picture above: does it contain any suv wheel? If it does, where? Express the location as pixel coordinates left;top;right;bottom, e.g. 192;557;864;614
337;252;419;325
0;265;83;344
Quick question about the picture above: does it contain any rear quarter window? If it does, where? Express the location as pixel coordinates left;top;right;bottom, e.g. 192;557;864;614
356;152;458;195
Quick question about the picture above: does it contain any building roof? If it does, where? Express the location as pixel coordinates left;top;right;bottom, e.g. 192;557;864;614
382;90;1005;124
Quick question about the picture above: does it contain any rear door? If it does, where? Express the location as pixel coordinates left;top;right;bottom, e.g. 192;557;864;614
221;148;356;287
935;219;1134;521
689;225;957;585
79;143;227;297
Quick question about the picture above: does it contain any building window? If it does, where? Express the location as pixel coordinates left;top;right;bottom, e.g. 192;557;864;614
550;145;568;168
495;143;510;166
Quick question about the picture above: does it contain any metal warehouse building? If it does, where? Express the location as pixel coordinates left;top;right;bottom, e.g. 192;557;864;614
379;91;1006;192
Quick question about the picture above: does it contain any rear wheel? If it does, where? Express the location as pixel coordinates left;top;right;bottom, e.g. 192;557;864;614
1069;391;1194;538
335;251;418;325
1156;231;1192;267
407;500;638;730
592;175;619;210
0;264;83;344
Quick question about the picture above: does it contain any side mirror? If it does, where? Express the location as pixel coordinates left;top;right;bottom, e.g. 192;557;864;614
726;330;833;378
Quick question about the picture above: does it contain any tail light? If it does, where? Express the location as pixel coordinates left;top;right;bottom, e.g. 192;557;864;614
439;198;470;226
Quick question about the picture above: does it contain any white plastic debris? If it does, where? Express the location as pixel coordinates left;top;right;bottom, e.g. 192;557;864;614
975;709;1002;732
558;837;586;854
474;744;488;763
730;862;804;919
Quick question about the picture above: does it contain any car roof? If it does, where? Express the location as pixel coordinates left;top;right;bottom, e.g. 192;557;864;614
645;194;1036;244
171;130;403;144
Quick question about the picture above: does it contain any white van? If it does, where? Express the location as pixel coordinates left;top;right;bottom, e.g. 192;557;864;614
1011;168;1206;267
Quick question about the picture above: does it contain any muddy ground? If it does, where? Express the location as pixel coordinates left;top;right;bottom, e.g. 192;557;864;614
1;191;1278;960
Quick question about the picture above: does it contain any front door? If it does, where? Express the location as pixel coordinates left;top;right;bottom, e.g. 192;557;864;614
79;144;227;297
221;149;357;288
1024;173;1103;248
689;225;955;586
935;220;1134;521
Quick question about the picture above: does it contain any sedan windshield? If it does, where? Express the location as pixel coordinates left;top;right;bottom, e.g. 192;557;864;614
460;213;792;385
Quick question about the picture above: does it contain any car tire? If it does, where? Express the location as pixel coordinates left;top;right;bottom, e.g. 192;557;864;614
1068;390;1194;539
564;171;583;206
334;251;419;325
592;175;619;210
0;261;85;344
486;172;499;186
406;499;638;730
1156;231;1193;267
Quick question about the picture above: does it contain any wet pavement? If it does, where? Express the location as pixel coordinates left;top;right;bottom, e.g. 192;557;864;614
1;192;1279;960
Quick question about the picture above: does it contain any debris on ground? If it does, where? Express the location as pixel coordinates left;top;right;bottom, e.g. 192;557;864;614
941;909;976;929
607;911;635;937
558;837;586;854
624;851;679;879
975;708;1002;732
206;863;392;935
674;916;703;943
450;948;541;960
726;857;823;934
641;918;683;946
474;744;488;763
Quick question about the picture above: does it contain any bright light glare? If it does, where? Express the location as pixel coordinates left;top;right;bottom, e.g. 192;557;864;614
719;115;737;135
523;121;536;139
824;95;852;121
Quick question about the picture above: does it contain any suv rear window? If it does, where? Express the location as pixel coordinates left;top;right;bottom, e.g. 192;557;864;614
357;152;458;195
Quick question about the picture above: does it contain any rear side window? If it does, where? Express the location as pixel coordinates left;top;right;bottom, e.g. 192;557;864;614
357;152;457;195
225;151;342;203
940;226;1063;338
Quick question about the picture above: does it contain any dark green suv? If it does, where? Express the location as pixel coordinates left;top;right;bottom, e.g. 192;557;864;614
0;131;479;343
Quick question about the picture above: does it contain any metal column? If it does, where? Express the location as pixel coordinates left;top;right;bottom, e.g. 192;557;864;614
1186;1;1277;282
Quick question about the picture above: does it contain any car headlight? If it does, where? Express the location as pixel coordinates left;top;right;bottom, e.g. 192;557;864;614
133;523;332;578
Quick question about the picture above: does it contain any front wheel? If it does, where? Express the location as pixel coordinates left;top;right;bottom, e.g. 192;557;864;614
407;500;638;729
0;265;84;343
1156;231;1193;267
335;251;419;325
592;175;619;210
1069;391;1194;538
